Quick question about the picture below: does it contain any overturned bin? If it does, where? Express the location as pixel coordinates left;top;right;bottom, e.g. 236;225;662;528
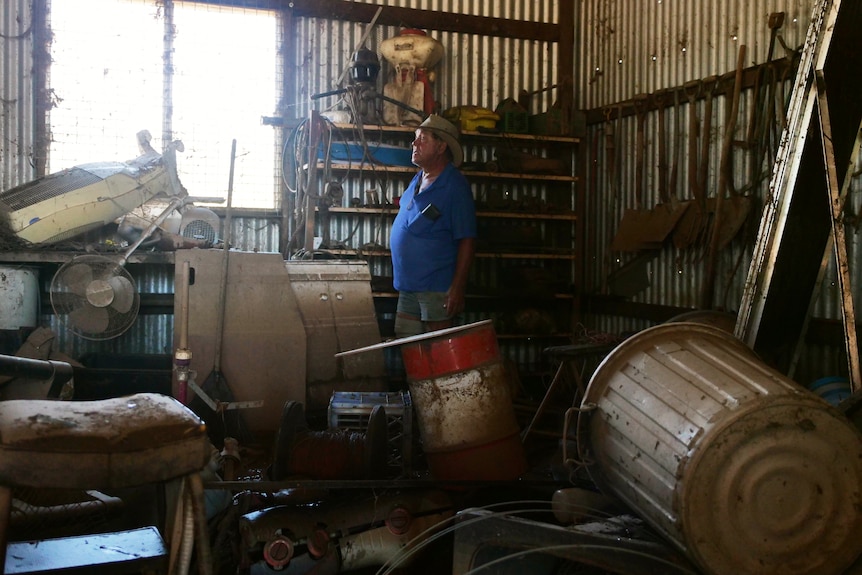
578;322;862;575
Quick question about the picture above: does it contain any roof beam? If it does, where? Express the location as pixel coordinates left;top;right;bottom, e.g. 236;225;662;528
190;0;561;41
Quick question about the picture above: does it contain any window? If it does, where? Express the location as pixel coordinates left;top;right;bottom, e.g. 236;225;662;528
49;0;280;209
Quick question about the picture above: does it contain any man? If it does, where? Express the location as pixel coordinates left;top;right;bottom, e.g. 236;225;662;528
390;114;477;338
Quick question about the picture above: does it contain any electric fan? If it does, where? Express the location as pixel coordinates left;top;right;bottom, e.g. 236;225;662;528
49;193;190;340
50;254;140;340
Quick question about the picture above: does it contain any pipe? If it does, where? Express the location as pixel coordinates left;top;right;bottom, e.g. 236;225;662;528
0;355;74;390
174;260;192;404
176;488;195;575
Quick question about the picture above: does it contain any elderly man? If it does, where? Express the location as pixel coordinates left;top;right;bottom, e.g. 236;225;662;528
390;114;477;338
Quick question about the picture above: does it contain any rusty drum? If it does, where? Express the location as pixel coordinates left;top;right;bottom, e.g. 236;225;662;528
579;322;862;575
402;320;526;481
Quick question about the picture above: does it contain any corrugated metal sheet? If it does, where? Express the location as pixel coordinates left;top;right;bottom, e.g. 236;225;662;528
281;0;571;376
344;0;558;21
576;0;862;385
577;0;811;110
11;0;855;388
286;6;559;123
0;0;37;191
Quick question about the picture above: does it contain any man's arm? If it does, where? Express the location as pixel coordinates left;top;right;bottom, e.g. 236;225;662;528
445;237;476;317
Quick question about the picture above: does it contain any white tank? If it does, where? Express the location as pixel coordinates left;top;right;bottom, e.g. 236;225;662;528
0;266;39;329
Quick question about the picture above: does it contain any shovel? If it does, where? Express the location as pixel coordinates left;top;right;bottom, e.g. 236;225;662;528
703;45;752;306
647;89;690;237
610;93;684;251
191;139;254;443
610;94;654;251
673;78;717;251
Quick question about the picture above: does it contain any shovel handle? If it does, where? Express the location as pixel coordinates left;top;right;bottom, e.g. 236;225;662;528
214;139;237;372
685;81;701;201
698;76;719;203
655;90;669;204
633;93;649;209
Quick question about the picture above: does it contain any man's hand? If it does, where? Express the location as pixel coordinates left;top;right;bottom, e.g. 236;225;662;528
444;288;466;317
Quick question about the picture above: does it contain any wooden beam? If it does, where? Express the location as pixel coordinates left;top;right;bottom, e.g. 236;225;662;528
192;0;560;41
583;56;797;125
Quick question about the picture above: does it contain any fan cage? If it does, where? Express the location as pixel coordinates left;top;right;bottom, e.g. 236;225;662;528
50;255;141;340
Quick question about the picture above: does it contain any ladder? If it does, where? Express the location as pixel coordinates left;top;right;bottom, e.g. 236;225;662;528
736;0;862;390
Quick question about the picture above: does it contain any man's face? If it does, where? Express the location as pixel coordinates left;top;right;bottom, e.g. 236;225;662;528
411;129;445;168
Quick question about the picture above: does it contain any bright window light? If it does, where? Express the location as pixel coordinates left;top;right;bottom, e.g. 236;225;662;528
48;0;279;209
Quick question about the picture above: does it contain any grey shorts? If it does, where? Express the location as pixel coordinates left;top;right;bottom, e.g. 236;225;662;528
396;291;449;322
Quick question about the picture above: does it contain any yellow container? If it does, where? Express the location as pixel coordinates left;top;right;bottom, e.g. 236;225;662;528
442;106;500;132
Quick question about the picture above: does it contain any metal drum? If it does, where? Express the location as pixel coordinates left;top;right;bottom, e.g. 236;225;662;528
579;322;862;575
402;320;526;481
0;266;38;330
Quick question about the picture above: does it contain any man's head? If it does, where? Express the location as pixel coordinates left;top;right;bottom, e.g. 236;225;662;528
412;114;463;168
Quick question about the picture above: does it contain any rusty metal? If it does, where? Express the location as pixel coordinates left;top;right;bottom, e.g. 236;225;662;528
239;488;452;573
175;250;307;435
702;44;746;308
401;321;527;481
270;400;387;481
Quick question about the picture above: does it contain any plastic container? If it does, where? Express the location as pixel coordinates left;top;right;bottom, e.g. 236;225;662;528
321;142;413;167
808;376;852;406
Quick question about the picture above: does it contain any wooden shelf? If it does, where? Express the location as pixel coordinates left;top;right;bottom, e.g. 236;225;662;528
326;206;577;221
319;162;577;182
331;122;580;145
371;291;575;300
322;248;576;260
0;251;175;265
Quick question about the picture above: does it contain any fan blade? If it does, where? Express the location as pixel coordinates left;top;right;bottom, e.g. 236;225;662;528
108;275;136;313
62;263;94;296
68;304;110;335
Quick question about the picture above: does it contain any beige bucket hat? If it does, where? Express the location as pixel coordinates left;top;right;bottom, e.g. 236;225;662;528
418;114;463;167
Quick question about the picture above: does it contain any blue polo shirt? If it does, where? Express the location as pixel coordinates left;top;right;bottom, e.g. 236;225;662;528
391;163;477;292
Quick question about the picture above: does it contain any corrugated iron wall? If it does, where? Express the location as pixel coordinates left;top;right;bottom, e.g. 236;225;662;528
577;0;812;109
7;1;858;388
0;0;38;191
284;5;559;123
575;0;861;385
282;1;569;377
7;0;568;376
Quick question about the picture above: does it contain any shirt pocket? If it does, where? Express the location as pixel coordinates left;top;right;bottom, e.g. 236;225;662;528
406;211;438;235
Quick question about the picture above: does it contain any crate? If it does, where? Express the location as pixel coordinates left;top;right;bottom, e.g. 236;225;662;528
499;111;529;134
328;391;414;476
529;108;567;136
